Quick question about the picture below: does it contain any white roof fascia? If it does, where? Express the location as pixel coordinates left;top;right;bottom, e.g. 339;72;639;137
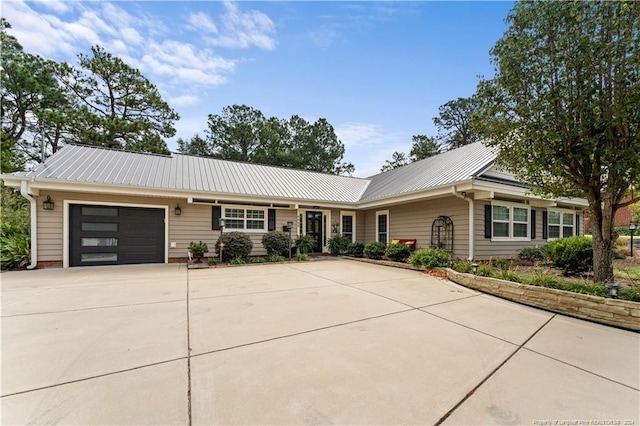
471;180;588;207
355;180;475;209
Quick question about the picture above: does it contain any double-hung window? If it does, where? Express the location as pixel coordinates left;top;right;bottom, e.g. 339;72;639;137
491;201;530;241
376;210;389;244
548;209;574;239
223;207;266;231
341;211;355;243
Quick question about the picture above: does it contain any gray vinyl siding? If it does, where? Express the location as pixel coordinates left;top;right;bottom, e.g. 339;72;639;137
361;197;470;259
35;191;298;262
473;200;547;260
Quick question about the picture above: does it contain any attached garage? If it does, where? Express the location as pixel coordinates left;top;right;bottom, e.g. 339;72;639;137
69;204;165;267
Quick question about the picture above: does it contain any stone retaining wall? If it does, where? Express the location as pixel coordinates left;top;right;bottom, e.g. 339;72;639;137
446;269;639;332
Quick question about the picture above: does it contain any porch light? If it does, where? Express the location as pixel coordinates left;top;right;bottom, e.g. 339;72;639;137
219;218;225;229
605;282;620;299
174;204;182;216
43;195;54;211
472;263;479;275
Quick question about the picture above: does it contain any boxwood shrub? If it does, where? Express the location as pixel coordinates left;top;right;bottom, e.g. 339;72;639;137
347;242;365;258
215;232;253;262
385;242;411;262
545;236;593;275
327;234;351;255
408;248;450;268
262;231;290;256
363;242;386;260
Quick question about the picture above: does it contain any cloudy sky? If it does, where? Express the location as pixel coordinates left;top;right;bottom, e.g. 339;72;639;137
3;0;513;177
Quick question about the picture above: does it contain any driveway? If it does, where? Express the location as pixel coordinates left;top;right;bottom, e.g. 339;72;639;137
1;259;638;425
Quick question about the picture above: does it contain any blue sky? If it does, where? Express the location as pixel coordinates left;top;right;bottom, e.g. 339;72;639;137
4;1;513;177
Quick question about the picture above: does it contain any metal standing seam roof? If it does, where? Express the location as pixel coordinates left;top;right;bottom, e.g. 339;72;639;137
358;142;497;202
9;145;371;203
4;142;498;204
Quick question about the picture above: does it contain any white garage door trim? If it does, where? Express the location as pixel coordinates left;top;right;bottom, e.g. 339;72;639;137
63;200;169;268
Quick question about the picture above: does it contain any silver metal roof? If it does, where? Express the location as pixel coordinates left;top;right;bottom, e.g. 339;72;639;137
4;142;497;204
10;145;370;203
358;142;497;202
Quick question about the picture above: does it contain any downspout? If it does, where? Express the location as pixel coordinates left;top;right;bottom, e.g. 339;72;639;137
20;180;38;269
452;186;474;260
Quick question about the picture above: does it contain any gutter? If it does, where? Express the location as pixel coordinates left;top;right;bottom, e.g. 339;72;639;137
451;186;474;260
20;180;37;269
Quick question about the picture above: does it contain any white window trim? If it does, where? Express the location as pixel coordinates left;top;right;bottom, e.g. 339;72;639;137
547;208;576;241
222;204;267;233
490;201;531;242
340;211;356;243
376;210;390;245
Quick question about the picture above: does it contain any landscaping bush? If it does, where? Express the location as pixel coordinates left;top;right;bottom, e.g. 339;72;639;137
262;231;290;256
517;246;546;262
1;185;30;238
452;259;473;273
363;242;386;260
250;257;266;263
188;241;209;254
545;236;593;275
385;242;411;262
215;232;253;262
207;257;218;266
266;254;286;262
295;235;316;254
476;264;495;277
0;233;31;270
407;248;450;268
614;226;631;236
327;234;350;255
294;253;308;262
490;257;510;271
229;256;246;265
347;242;365;258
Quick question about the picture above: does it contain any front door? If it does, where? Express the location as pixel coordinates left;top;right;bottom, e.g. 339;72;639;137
305;211;323;252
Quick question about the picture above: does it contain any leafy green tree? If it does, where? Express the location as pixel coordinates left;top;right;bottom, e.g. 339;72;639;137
206;105;353;174
409;135;441;161
381;151;409;172
176;134;213;157
55;45;178;154
475;1;640;282
433;96;481;150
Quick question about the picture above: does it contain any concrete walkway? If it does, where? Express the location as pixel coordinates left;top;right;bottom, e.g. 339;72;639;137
1;259;638;425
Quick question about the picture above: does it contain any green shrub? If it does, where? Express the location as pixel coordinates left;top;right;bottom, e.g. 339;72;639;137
327;234;350;255
490;257;510;271
0;233;31;270
385;243;411;262
188;241;209;253
261;231;290;256
408;248;450;268
522;273;560;287
476;264;494;277
266;254;286;262
545;236;593;275
1;185;30;237
619;287;640;302
614;226;631;236
347;242;365;258
294;253;308;262
363;242;386;260
517;247;546;262
452;259;473;273
250;257;266;263
229;256;246;265
207;257;218;266
295;235;316;254
215;232;253;262
495;269;522;283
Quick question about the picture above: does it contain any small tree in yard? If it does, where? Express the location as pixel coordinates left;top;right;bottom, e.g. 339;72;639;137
476;1;640;282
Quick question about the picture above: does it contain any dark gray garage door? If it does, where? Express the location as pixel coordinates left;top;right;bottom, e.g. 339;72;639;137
70;205;165;267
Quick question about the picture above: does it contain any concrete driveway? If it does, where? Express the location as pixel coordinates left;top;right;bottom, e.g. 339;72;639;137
1;259;638;425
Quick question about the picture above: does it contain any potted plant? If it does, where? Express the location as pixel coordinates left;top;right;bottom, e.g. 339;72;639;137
188;241;209;263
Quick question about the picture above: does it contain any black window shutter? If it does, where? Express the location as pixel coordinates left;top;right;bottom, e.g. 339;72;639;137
212;206;221;230
268;209;276;231
484;204;492;239
531;209;537;239
575;214;580;235
542;211;548;239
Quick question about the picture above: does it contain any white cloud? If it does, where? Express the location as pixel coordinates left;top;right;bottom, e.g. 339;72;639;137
204;1;276;50
33;0;73;14
187;12;218;34
169;95;201;108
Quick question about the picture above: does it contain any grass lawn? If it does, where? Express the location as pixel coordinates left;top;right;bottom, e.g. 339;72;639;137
614;265;640;280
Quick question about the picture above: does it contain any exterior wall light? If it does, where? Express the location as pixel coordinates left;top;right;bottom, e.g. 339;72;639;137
472;263;479;275
43;195;55;211
174;204;182;216
218;218;225;263
630;222;636;257
605;282;620;299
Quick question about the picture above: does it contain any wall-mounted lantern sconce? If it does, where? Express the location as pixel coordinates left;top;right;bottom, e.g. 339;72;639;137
219;218;226;230
174;204;182;216
43;195;55;211
471;263;479;275
605;282;620;299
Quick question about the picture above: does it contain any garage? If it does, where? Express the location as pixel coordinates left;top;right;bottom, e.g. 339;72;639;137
69;204;165;267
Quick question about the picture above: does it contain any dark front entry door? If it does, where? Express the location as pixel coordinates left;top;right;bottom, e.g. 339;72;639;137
305;211;323;252
70;204;165;266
